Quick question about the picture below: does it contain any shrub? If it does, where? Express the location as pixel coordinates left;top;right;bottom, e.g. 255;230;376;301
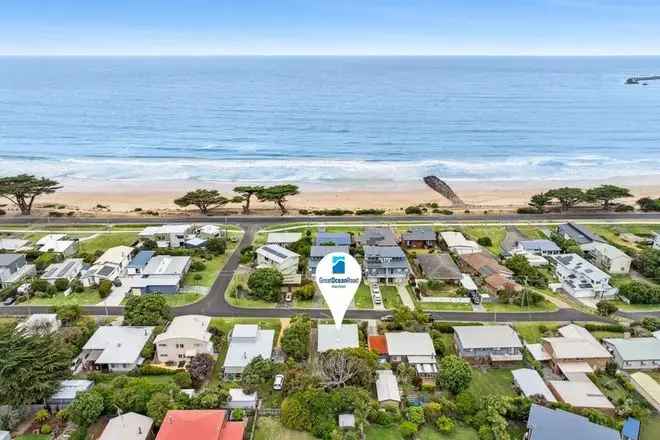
174;371;193;388
517;207;541;214
293;283;315;301
247;268;284;302
34;409;49;425
355;209;385;215
477;236;492;246
311;209;354;216
405;406;425;425
31;278;49;293
69;279;84;293
399;421;418;438
190;260;207;272
98;279;113;298
231;408;245;421
54;278;70;292
206;238;226;255
614;204;634;212
436;416;455;433
618;281;660;305
423;402;443;423
404;206;423;215
597;300;618;316
139;364;179;376
40;424;53;435
583;323;625;333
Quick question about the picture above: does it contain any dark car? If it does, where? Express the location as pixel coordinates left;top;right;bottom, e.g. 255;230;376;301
3;297;16;306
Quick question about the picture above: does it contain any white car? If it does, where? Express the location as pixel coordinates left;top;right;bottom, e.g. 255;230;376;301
373;292;382;304
273;374;285;391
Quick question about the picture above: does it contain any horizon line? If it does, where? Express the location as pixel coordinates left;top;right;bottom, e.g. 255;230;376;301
1;53;660;58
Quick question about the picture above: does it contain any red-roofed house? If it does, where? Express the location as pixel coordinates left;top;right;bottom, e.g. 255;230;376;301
368;335;388;355
156;410;245;440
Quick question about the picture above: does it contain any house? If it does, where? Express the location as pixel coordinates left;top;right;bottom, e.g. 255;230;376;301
37;234;79;256
515;240;561;256
47;380;93;410
125;255;192;294
525;404;620;440
138;224;196;248
317;324;359;352
508;249;549;267
80;326;154;372
384;332;437;379
548;379;614;410
511;369;556;402
629;372;660;412
308;245;349;276
401;227;436;248
363;246;410;284
184;237;207;248
143;255;192;278
127;250;156;275
540;324;612;374
459;274;479;294
622;418;641;440
227;388;258;409
99;412;154;440
603;337;660;370
83;245;134;285
256;245;300;276
375;370;401;406
198;224;223;239
453;325;523;364
557;223;604;245
16;313;61;335
358;227;398;247
155;315;214;366
368;335;388;356
338;414;356;429
42;258;84;284
439;231;480;255
550;254;618;299
483;273;523;294
266;232;302;247
581;242;632;274
653;232;660;250
0;238;31;251
0;253;36;287
415;253;461;282
223;324;275;378
315;232;351;246
155;410;245;440
459;252;513;278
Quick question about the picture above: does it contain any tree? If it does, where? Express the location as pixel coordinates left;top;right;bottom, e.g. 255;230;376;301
124;294;172;326
54;278;70;292
147;392;178;426
189;386;229;409
596;300;618;317
585;185;632;210
233;185;265;214
247;267;284;302
436;416;455;434
174;371;193;388
528;193;551;213
477;237;492;247
240;356;277;393
55;304;82;325
206;238;226;255
174;189;231;215
293;283;315;301
405;406;425;425
256;184;299;215
637;197;660;212
98;279;113;298
317;348;378;388
437;355;472;394
67;391;104;427
281;314;312;361
546;187;585;211
0;325;72;407
0;174;61;215
187;353;215;385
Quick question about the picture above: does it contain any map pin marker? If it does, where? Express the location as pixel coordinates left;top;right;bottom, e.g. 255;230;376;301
315;252;362;330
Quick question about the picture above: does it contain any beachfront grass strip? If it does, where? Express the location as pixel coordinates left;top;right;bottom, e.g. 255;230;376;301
514;225;550;240
482;299;557;313
79;232;139;254
354;283;374;309
380;285;402;309
460;226;506;255
23;288;102;306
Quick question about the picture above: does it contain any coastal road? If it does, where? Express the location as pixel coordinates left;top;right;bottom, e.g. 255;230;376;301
0;222;620;323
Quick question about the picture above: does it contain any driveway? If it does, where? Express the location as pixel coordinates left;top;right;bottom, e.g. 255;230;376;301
396;284;416;309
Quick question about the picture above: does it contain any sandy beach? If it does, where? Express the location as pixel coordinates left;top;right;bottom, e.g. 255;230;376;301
31;175;660;216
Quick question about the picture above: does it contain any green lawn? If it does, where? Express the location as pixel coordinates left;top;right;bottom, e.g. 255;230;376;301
15;435;52;440
23;288;102;305
513;322;560;343
466;368;516;400
255;417;315;440
588;224;660;251
381;285;402;309
366;424;479;440
417;301;473;311
355;283;374;309
641;415;660;440
460;226;506;255
164;292;202;306
79;232;139;253
483;299;556;313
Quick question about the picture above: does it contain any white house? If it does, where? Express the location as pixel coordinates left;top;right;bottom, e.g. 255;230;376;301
256;244;300;276
82;245;134;285
16;313;61;335
603;337;660;370
548;379;614;410
80;326;154;373
580;242;632;274
453;325;523;364
47;380;94;410
0;238;31;252
155;315;214;366
384;332;437;379
376;370;401;406
515;240;561;257
138;224;196;248
42;258;84;284
317;324;359;353
0;253;36;287
440;231;480;255
199;224;224;239
266;232;302;247
512;368;556;402
550;254;618;299
223;324;275;378
227;388;258;409
99;412;154;440
131;255;191;294
36;234;78;256
653;232;660;250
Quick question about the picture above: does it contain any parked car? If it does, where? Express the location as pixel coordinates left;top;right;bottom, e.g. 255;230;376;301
373;292;382;304
273;374;285;390
380;314;394;322
2;297;16;306
285;292;293;302
469;291;482;304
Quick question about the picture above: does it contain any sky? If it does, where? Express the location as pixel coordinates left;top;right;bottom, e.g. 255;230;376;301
1;0;659;56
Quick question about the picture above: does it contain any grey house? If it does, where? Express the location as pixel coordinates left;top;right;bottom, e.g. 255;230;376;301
401;227;436;248
557;223;604;245
358;228;398;246
516;240;561;256
315;232;352;246
363;246;410;284
415;253;461;282
453;325;523;364
526;404;620;440
0;253;36;287
308;245;350;275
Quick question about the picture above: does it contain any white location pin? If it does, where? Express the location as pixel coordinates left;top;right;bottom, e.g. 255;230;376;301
315;252;362;330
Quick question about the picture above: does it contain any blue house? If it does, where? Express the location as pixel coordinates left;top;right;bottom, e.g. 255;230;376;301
622;417;640;440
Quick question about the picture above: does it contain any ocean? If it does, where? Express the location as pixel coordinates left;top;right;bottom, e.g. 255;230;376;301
1;56;659;185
